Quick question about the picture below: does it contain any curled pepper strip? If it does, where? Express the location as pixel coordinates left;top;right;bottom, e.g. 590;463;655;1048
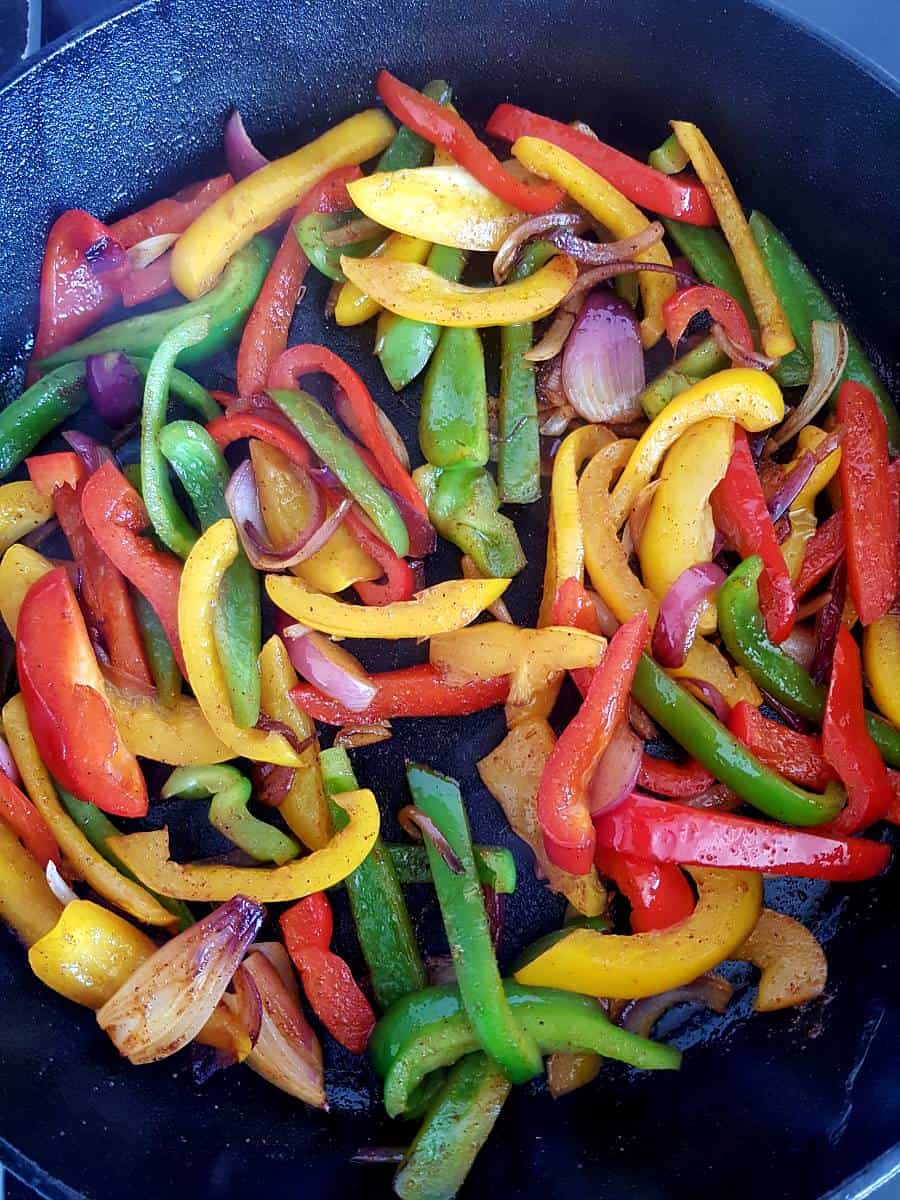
735;909;827;1012
179;519;301;767
106;787;379;902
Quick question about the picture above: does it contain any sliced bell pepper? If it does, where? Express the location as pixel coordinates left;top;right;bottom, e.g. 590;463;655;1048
15;568;148;819
179;519;301;766
171;109;395;299
207;407;311;467
0;770;59;869
794;510;845;599
663;284;756;354
0;481;53;554
727;701;836;792
593;847;695;933
267;573;509;640
593;792;888;881
669;123;794;358
779;425;842;582
637;755;715;798
0;817;63;947
837;380;897;626
334;494;416;606
376;71;562;214
515;866;762;997
537;613;648;875
638;336;728;422
339;251;577;328
822;626;893;836
280;892;377;1053
388;843;516;894
3;693;175;928
736;907;827;1013
416;462;526;580
711;425;796;643
109;174;234;246
336;232;431;326
510;135;674;347
486;103;715;225
293;663;509;724
106;786;379;901
864;617;900;729
80;461;186;674
420;325;489;468
0;364;87;480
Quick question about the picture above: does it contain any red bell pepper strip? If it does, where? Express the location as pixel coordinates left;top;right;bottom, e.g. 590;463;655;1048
711;426;795;643
107;174;234;247
119;253;174;308
27;452;153;687
593;791;889;882
485;103;717;225
280;892;376;1054
537;612;649;876
637;754;716;798
663;285;755;353
268;343;427;517
341;503;415;606
822;626;894;835
80;462;186;675
837;381;898;625
31;211;124;364
292;664;509;725
206;409;311;467
0;771;60;868
16;568;149;818
794;510;844;599
593;845;695;932
236;166;361;398
728;700;837;792
549;576;601;696
376;72;564;214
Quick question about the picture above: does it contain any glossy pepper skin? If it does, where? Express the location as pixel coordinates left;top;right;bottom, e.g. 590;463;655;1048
593;846;695;933
717;556;900;768
36;239;273;371
794;510;844;598
632;653;844;825
727;702;837;792
406;763;543;1084
292;663;509;724
16;568;148;819
663;284;756;356
377;244;466;391
388;844;516;894
638;336;729;421
0;364;86;479
0;770;59;869
0;481;53;553
159;419;262;727
132;578;182;706
638;754;715;799
417;463;526;579
864;617;900;728
420;326;489;468
0;818;63;947
320;747;426;1010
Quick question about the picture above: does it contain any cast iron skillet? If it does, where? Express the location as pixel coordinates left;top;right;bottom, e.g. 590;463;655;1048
1;1;899;1197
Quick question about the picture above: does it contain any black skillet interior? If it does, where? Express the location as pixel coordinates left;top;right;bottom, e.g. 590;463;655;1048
1;1;900;1197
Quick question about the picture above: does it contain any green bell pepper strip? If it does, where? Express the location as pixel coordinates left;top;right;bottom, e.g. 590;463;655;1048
268;387;409;557
497;240;556;504
405;763;543;1084
0;364;87;479
416;463;526;578
749;212;900;452
420;326;489;469
393;1053;510;1200
320;746;427;1010
162;765;299;864
35;239;273;371
631;653;844;825
718;556;900;767
59;787;193;929
127;356;219;421
376;244;467;391
295;213;382;283
662;218;808;389
649;132;689;175
158;419;262;727
639;335;729;420
387;843;517;894
132;589;182;707
375;981;681;1117
141;315;210;558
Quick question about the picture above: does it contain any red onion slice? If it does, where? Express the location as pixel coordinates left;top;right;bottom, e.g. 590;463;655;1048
0;734;21;785
780;625;816;671
242;950;326;1107
548;221;665;268
810;559;846;685
126;233;179;271
711;322;779;371
84;234;127;277
397;805;464;874
766;321;849;454
85;353;143;429
280;619;377;712
589;723;642;817
562;290;645;424
652;562;726;668
618;974;733;1038
62;429;116;473
224;109;269;181
765;429;844;524
682;677;732;724
492;211;584;284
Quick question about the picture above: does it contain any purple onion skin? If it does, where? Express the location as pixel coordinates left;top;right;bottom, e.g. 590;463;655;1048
562;290;645;424
652;562;726;669
85;352;143;428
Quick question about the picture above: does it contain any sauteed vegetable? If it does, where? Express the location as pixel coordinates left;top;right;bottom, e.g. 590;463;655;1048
1;70;897;1199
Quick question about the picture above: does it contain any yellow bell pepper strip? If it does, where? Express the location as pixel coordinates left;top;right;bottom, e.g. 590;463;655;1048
258;636;331;851
780;425;842;581
171;109;396;299
735;908;827;1012
0;482;53;555
0;544;53;636
346;164;528;251
669;122;795;359
339;251;577;327
429;623;606;707
579;442;761;707
510;135;675;348
477;717;607;917
863;616;900;728
3;694;177;928
180;519;302;767
335;232;431;326
249;441;380;594
638;417;734;634
106;788;379;902
0;817;63;947
608;368;784;530
515;867;763;998
28;899;155;1009
266;573;510;640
